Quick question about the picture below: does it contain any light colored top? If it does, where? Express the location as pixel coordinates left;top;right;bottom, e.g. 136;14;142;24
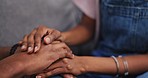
72;0;98;19
73;0;99;46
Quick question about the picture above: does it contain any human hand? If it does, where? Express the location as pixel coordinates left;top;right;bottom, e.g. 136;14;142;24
36;56;87;78
14;42;73;76
20;25;63;53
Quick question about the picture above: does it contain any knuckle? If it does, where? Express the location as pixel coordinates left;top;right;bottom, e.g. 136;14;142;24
28;34;33;39
62;58;69;64
50;35;56;40
53;30;61;36
35;34;42;39
56;31;61;36
37;26;47;32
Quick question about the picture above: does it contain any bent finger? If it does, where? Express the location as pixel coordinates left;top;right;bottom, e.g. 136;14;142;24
21;35;28;51
34;26;49;52
52;42;72;53
37;67;68;78
44;29;61;44
27;29;37;53
56;48;74;59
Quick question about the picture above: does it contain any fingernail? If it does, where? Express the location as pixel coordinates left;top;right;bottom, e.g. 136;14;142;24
28;47;33;52
45;37;50;44
70;76;74;78
21;45;26;49
34;46;38;52
69;76;74;78
71;54;75;59
36;76;42;78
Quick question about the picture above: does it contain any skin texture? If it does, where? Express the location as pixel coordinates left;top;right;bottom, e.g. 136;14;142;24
0;42;73;78
0;47;11;60
37;55;148;78
20;14;95;78
20;15;95;53
20;26;62;53
20;14;148;78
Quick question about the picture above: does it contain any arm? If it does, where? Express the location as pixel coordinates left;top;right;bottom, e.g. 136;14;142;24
0;47;11;60
61;14;96;45
82;55;148;75
37;54;148;77
0;53;31;78
19;14;95;53
0;42;73;78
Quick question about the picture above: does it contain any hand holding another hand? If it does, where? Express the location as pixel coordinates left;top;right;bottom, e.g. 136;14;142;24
14;42;73;76
20;25;63;53
36;56;86;78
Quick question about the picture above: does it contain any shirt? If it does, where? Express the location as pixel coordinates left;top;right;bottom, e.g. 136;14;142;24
72;0;99;48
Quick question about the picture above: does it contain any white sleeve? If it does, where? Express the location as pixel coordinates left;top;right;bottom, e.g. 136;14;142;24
72;0;96;19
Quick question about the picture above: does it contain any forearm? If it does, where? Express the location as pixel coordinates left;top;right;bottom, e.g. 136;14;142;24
82;54;148;75
0;47;11;60
62;15;95;45
62;26;93;45
0;53;26;78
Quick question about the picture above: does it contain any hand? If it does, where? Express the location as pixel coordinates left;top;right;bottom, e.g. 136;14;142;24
15;42;73;76
36;56;86;78
20;25;63;53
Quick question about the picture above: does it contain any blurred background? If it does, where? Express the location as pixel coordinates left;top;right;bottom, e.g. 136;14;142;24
0;0;95;55
0;0;82;46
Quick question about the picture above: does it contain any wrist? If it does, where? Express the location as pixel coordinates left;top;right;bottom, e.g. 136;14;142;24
0;54;26;78
10;60;26;77
76;56;90;73
9;54;27;77
61;32;71;44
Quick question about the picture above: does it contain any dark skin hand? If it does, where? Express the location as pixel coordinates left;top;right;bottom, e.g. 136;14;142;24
0;47;11;60
16;42;74;76
19;14;95;78
36;56;86;78
19;15;95;54
0;42;73;78
36;54;148;78
19;26;62;53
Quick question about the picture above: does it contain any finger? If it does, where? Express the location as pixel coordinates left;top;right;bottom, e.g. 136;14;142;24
51;41;61;44
37;67;68;78
21;35;28;51
52;43;73;58
35;75;42;78
45;58;69;72
63;74;75;78
18;41;23;45
34;26;49;52
44;30;61;44
56;35;64;42
27;29;37;53
56;48;73;59
52;42;72;53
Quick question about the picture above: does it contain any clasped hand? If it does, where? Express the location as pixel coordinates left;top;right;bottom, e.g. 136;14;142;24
17;26;86;78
